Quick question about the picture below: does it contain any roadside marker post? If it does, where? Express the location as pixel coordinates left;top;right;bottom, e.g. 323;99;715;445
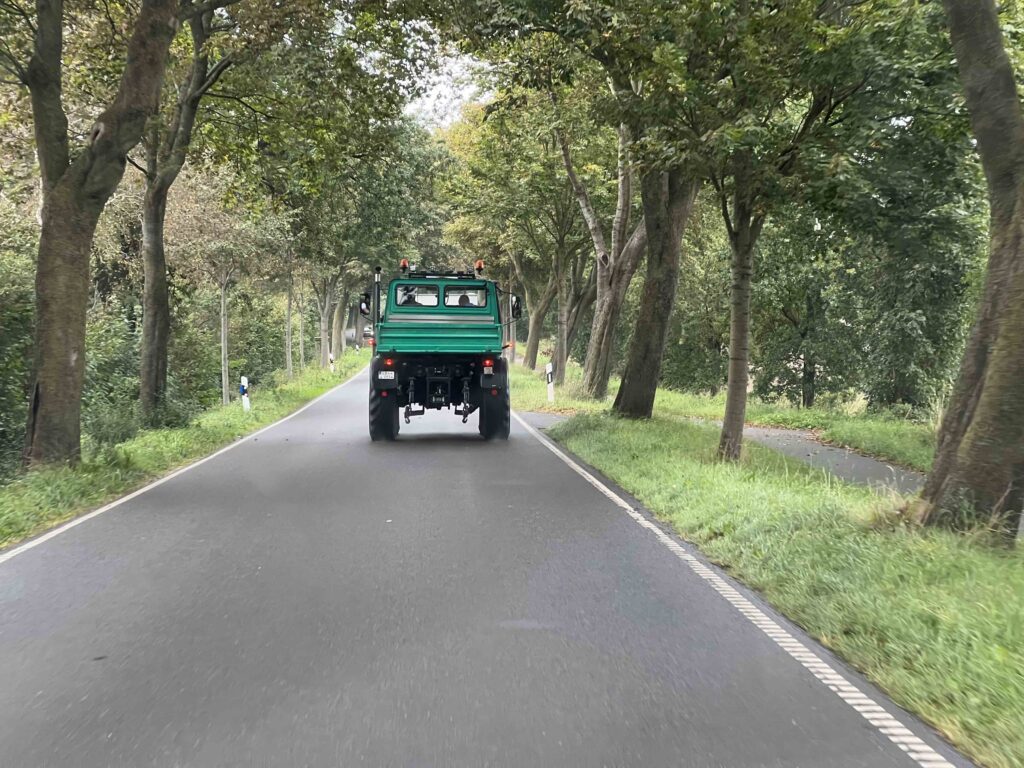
546;363;554;403
239;375;251;412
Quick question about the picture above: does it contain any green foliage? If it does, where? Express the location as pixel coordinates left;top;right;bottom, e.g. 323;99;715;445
82;300;142;446
548;411;1023;768
661;192;731;393
0;205;35;479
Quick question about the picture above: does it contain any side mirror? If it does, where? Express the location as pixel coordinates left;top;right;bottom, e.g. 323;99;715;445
359;293;371;317
511;295;523;320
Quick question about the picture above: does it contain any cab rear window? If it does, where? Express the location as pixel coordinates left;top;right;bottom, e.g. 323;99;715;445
444;287;488;308
394;284;438;307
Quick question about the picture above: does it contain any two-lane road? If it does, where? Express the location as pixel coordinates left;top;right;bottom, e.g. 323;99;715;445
0;370;969;767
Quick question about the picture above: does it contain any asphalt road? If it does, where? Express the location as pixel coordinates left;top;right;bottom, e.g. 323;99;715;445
0;370;971;767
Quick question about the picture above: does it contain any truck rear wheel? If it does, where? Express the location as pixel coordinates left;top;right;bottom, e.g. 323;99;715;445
369;387;400;441
479;385;510;440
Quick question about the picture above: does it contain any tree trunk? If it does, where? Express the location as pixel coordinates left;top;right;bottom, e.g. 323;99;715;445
558;117;644;400
553;264;568;385
915;0;1024;534
298;288;305;370
801;289;818;409
23;188;100;464
319;308;330;368
613;171;699;418
718;149;766;461
802;352;816;408
139;15;230;420
220;282;230;406
285;263;294;379
332;288;349;359
718;235;757;460
582;223;647;398
524;274;558;370
22;0;179;465
139;181;170;420
566;267;597;354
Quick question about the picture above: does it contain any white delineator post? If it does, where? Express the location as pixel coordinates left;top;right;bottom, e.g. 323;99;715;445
546;362;554;403
240;375;251;412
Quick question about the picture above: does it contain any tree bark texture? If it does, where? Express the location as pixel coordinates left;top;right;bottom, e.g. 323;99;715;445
139;180;170;421
24;0;179;465
613;170;699;418
582;223;646;399
917;0;1024;534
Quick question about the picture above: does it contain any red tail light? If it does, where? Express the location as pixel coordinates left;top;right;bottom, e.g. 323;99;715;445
483;358;494;367
385;358;394;367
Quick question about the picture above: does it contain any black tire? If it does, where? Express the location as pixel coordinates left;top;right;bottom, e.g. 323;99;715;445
480;383;510;440
369;386;400;441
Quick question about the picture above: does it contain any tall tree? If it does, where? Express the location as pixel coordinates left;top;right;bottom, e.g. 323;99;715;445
917;0;1024;535
445;99;593;371
138;7;236;419
436;0;704;417
6;0;187;464
138;0;424;415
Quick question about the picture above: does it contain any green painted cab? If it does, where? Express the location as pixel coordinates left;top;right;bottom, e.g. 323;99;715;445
375;278;503;355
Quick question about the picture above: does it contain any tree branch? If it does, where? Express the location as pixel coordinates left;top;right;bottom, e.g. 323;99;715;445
0;0;35;34
26;0;69;188
125;153;151;178
194;53;232;99
206;90;274;120
549;91;611;270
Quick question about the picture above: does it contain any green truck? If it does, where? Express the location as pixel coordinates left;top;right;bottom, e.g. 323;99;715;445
361;261;522;441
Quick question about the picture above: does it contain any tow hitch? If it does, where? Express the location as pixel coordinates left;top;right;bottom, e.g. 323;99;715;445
455;378;476;423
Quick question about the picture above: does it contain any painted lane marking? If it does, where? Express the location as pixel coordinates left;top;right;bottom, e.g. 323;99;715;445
0;367;369;566
511;411;957;768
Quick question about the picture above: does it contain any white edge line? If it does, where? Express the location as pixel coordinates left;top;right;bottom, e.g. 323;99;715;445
511;410;958;768
0;366;369;566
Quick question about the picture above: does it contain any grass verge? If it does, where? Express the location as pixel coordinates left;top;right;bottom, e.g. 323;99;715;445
511;363;935;471
0;351;368;550
512;366;1021;767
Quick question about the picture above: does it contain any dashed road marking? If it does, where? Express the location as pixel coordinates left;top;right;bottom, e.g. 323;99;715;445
512;411;958;768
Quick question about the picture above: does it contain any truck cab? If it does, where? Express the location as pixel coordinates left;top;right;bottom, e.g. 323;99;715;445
364;261;521;441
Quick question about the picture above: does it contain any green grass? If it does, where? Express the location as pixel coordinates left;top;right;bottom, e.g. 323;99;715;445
510;366;1022;767
511;363;936;471
0;351;369;550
